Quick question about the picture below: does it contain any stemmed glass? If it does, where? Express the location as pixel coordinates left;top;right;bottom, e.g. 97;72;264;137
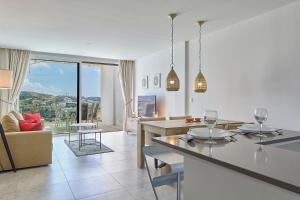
254;108;268;139
204;110;218;145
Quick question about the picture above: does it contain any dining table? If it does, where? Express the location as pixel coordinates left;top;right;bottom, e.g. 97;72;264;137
137;119;244;168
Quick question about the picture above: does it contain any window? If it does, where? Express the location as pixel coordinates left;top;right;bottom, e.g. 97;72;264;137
20;61;78;133
80;63;102;123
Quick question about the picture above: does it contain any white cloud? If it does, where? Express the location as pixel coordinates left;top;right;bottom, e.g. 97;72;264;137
22;78;64;96
58;68;64;75
30;62;51;69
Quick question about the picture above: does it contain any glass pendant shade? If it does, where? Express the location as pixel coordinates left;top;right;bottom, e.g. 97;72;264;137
194;70;207;93
166;66;180;91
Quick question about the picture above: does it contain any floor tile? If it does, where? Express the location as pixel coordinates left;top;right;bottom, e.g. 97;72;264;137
0;131;177;200
15;166;67;192
80;188;134;200
63;165;109;181
14;182;74;200
68;175;122;199
110;169;150;187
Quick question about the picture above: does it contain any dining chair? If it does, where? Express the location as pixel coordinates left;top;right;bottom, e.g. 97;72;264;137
143;146;184;200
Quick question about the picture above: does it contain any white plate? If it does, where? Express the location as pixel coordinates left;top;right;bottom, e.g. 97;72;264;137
188;128;234;140
238;124;277;133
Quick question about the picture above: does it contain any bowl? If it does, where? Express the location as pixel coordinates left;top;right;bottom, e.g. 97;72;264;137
194;117;201;122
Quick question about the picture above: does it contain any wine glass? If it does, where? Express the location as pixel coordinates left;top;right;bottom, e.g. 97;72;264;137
254;108;268;139
204;110;218;145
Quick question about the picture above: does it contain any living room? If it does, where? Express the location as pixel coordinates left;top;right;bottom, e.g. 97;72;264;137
1;1;300;200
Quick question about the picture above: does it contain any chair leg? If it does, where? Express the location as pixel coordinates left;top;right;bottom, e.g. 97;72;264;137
144;156;159;200
177;172;181;200
154;158;158;168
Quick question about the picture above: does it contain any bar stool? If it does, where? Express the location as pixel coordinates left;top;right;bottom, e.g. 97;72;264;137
143;146;184;200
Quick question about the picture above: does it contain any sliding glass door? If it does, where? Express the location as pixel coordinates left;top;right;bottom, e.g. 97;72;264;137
20;61;78;133
80;63;102;124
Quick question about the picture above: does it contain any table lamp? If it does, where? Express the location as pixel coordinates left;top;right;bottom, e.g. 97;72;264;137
0;69;16;171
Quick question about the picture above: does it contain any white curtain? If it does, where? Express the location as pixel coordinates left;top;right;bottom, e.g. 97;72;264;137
0;48;31;117
119;60;135;131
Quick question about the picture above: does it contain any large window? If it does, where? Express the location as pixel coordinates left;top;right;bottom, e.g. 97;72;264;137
20;61;78;133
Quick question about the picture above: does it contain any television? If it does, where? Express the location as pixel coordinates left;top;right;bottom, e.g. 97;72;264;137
138;95;156;117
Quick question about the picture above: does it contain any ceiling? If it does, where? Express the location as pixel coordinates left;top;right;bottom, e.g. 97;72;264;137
0;0;297;60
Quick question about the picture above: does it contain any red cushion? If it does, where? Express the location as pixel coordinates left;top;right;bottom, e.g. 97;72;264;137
19;120;43;131
23;113;41;123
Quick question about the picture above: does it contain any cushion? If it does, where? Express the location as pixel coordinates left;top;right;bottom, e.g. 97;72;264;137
19;120;43;131
23;113;41;123
1;113;20;132
10;110;24;120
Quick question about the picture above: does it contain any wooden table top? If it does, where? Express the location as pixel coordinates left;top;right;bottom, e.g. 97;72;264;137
140;119;243;129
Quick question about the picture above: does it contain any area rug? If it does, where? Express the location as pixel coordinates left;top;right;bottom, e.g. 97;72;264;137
64;139;114;157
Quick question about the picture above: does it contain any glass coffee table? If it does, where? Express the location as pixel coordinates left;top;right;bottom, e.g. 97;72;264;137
77;128;103;150
68;123;103;151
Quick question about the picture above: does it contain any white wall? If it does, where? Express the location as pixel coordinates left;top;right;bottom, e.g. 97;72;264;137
188;1;300;130
136;42;186;117
135;1;300;130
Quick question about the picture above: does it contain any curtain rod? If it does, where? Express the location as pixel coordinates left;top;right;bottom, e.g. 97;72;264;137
31;59;119;66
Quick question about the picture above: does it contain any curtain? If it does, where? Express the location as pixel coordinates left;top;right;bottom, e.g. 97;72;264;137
0;48;31;117
119;60;135;131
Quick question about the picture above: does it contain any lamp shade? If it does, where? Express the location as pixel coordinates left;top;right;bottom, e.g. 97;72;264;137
194;71;207;93
0;69;13;89
166;67;180;91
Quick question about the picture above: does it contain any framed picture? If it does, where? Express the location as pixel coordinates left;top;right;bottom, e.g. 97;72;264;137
153;73;161;88
141;76;148;89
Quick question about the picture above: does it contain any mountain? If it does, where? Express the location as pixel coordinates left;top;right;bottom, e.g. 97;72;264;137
20;91;54;100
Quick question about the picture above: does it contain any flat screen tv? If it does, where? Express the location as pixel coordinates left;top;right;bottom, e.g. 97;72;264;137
138;95;156;117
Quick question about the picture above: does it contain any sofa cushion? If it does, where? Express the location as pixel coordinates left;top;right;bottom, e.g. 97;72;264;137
23;113;41;123
10;110;24;120
19;120;43;131
1;113;20;132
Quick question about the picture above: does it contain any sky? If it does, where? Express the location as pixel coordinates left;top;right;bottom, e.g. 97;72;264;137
22;62;101;97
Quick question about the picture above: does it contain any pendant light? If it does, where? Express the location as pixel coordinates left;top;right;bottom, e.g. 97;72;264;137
166;13;180;91
194;21;207;93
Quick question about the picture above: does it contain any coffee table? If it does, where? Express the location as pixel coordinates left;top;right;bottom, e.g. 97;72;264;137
77;129;103;150
68;123;97;143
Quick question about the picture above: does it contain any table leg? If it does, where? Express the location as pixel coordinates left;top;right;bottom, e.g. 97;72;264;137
137;124;145;168
79;133;81;151
100;132;102;149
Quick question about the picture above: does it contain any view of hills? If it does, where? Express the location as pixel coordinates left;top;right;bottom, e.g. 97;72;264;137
19;91;100;122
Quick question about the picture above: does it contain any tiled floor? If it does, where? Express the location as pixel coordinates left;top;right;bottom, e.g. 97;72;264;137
0;132;179;200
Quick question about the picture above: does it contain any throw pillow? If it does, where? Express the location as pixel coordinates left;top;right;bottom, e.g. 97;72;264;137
0;113;20;132
23;113;41;123
19;120;43;131
10;110;24;120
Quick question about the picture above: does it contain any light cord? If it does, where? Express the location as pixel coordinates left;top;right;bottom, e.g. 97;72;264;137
171;16;174;67
199;23;202;71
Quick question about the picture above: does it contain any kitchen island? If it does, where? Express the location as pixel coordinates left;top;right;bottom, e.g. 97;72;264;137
153;131;300;200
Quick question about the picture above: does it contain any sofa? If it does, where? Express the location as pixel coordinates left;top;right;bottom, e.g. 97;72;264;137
0;111;52;171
